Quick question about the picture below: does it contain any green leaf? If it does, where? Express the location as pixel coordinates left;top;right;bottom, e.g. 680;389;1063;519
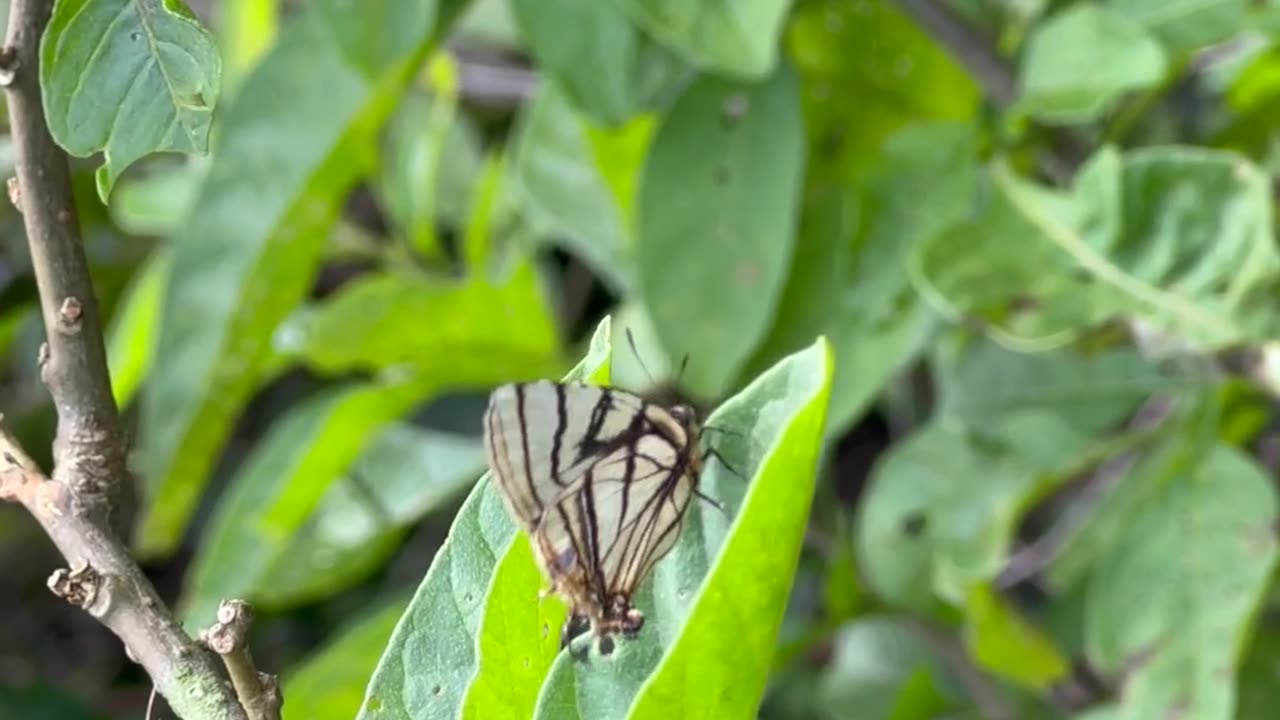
525;336;833;719
859;337;1164;610
275;266;559;376
255;425;485;609
510;0;690;125
41;0;221;200
624;337;832;719
283;596;410;720
619;0;790;78
816;616;960;720
1107;0;1250;54
1237;617;1280;720
963;585;1069;690
136;0;468;556
107;157;207;236
1082;443;1277;719
510;84;653;293
219;0;279;91
786;0;978;184
105;247;168;409
637;63;804;398
914;148;1280;352
179;377;442;627
376;63;483;258
747;121;977;435
1017;4;1166;124
355;317;614;720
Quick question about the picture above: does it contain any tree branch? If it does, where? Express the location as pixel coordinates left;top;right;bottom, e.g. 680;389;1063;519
0;0;248;717
202;601;283;720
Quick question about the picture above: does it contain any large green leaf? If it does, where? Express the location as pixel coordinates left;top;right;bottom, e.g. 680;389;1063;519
376;61;483;259
356;317;614;720
746;122;977;435
624;337;832;719
105;248;169;409
509;85;653;293
858;336;1167;611
1106;0;1251;54
526;337;832;720
1017;4;1167;124
786;0;978;185
1081;442;1277;719
636;63;804;398
253;425;484;609
913;147;1280;352
41;0;221;199
136;0;468;556
509;0;689;125
283;596;410;720
275;266;558;375
619;0;790;78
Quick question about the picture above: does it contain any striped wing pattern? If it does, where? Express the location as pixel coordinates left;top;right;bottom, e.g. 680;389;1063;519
482;380;701;650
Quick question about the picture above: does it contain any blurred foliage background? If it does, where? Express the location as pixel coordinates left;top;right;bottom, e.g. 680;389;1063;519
4;0;1280;718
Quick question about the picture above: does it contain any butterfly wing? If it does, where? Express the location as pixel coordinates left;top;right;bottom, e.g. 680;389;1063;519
482;380;647;532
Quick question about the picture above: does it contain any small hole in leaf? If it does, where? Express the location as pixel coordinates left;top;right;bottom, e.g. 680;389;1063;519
523;657;531;668
463;592;473;603
432;684;443;696
130;31;140;41
902;511;927;537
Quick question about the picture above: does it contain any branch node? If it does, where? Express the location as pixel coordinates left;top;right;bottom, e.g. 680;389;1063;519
6;176;19;209
0;46;18;86
57;296;83;330
47;560;101;609
201;600;282;720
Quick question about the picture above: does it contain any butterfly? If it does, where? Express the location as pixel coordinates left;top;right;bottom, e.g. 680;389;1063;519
482;379;729;657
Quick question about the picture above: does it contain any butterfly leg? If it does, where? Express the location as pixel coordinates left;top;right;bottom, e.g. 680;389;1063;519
704;446;743;479
560;611;591;650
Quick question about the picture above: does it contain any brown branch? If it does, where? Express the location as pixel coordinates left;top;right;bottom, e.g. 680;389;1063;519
0;0;249;718
202;601;283;720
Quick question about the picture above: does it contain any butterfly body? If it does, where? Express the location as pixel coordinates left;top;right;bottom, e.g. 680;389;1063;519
483;380;704;656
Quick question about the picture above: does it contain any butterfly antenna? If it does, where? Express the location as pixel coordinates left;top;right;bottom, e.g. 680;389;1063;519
624;327;658;387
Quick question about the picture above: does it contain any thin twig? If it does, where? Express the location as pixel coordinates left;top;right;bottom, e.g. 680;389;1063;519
0;0;248;717
201;601;283;720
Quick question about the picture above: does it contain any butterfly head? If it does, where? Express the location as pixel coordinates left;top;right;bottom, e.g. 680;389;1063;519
667;402;699;432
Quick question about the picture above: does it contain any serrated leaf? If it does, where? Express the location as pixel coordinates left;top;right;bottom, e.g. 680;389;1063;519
283;597;410;720
136;0;469;556
41;0;221;200
355;317;614;720
1018;4;1166;124
637;62;804;398
619;0;790;78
